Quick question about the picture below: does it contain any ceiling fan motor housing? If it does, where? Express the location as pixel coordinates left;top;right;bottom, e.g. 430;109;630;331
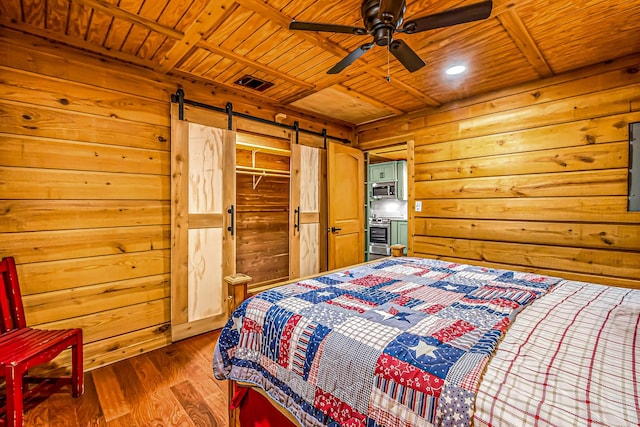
361;0;406;45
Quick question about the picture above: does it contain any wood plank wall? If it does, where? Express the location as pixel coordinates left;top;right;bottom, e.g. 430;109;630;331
358;54;640;289
0;28;350;371
236;147;290;289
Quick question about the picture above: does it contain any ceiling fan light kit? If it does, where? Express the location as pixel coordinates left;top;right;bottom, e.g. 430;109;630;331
289;0;493;74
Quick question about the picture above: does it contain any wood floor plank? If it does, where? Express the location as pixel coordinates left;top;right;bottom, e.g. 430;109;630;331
46;393;79;426
91;362;132;421
204;392;231;427
21;399;49;426
163;333;229;426
131;355;195;426
111;360;153;425
106;413;138;427
172;381;219;427
182;335;229;397
75;371;107;426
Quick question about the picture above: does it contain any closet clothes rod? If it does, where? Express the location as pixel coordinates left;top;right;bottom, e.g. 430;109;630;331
236;168;290;178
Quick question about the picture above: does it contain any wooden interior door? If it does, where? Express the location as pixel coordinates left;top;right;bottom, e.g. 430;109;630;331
327;142;365;270
171;114;236;341
290;143;324;278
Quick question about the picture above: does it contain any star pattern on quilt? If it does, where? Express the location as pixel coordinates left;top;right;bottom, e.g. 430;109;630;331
231;315;243;333
393;311;412;323
373;306;413;322
373;309;395;320
410;340;438;358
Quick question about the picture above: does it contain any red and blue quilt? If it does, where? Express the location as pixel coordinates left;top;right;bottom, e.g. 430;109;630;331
213;257;561;427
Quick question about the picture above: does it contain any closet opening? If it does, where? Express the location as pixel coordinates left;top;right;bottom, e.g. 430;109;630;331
235;132;291;292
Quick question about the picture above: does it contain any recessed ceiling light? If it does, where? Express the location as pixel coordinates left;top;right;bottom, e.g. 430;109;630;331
446;65;466;75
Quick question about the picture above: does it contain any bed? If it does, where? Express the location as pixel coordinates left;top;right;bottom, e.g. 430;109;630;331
213;256;639;427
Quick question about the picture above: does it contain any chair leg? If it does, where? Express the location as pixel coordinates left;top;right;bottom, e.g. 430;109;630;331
5;366;24;427
71;334;84;397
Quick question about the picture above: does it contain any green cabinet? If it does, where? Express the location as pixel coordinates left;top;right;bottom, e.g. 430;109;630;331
369;162;396;182
391;220;408;254
396;161;406;200
368;160;407;200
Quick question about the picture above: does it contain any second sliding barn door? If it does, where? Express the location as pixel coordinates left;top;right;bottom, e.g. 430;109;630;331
171;107;236;341
290;143;324;278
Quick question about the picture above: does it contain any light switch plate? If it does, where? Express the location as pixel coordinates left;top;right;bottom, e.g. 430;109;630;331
415;201;422;212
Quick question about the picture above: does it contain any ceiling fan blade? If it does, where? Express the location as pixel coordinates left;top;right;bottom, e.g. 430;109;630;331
401;0;493;34
389;39;425;72
289;20;367;35
328;43;374;74
378;0;406;24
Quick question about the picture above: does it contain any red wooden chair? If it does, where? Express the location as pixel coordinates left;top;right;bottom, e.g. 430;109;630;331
0;256;83;426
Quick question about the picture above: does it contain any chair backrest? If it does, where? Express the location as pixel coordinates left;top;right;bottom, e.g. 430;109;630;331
0;256;27;333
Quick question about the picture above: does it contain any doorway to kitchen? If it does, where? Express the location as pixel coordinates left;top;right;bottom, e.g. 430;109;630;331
365;144;408;260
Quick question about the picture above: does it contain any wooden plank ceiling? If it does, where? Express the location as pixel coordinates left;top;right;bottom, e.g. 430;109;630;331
1;0;639;126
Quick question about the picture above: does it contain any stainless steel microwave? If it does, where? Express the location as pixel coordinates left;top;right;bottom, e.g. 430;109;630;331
371;181;396;198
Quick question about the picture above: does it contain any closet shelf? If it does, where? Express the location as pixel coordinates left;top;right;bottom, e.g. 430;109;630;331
237;145;290;189
236;141;291;156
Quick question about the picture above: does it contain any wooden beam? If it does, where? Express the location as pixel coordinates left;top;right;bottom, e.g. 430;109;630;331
234;0;346;58
498;9;554;78
72;0;184;39
279;87;325;106
367;67;441;106
169;69;283;106
157;0;237;73
407;0;515;57
197;40;315;89
333;84;406;116
0;16;157;70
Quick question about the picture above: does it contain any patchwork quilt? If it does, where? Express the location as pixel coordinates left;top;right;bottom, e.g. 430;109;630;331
213;257;562;427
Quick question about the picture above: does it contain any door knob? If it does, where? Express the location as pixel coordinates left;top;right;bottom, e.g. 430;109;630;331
331;226;342;233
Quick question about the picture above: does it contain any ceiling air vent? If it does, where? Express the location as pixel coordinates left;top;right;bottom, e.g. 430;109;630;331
234;75;273;92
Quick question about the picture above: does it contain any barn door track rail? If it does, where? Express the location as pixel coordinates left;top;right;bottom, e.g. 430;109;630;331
170;88;350;147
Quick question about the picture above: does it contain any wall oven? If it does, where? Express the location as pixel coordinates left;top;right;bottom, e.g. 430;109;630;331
369;218;391;256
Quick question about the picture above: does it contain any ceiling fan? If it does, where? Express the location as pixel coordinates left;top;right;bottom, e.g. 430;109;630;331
289;0;493;74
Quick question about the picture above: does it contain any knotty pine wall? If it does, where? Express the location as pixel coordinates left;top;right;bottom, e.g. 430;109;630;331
358;55;640;289
0;28;350;371
236;146;291;289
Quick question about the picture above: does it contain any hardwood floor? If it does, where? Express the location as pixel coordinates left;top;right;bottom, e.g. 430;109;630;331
22;331;230;426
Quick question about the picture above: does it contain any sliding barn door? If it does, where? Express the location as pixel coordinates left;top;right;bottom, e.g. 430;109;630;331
171;116;236;341
328;142;364;270
290;143;324;278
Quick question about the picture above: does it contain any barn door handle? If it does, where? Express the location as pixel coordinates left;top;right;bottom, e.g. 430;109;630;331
227;205;234;236
331;226;342;233
294;206;300;231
